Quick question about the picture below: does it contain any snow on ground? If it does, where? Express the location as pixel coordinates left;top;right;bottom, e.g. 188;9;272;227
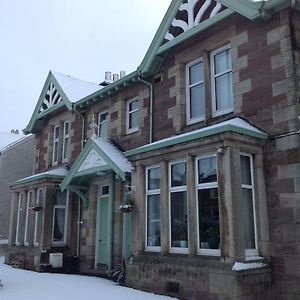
0;257;176;300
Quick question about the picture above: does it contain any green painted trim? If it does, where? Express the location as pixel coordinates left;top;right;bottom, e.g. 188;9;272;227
74;71;139;108
74;165;110;178
67;185;89;208
107;172;114;272
157;9;234;55
10;173;65;187
24;71;73;134
138;0;182;75
122;212;131;261
125;123;268;157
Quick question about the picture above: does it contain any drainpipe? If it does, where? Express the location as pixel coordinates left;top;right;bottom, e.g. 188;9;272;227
72;105;85;262
138;77;154;144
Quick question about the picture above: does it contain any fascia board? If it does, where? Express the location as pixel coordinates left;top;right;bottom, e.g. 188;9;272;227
10;173;65;188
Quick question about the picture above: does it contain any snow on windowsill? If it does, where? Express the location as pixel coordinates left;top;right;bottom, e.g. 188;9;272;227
232;262;268;272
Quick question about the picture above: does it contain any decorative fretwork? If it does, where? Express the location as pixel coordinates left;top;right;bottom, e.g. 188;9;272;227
78;149;107;172
164;0;225;42
39;82;62;113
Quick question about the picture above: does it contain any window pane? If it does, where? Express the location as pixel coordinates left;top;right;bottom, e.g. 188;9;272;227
198;188;220;250
99;122;108;138
63;137;68;159
171;191;188;248
241;156;252;185
171;162;186;187
129;110;139;129
190;84;205;119
53;208;66;242
53;142;59;162
198;157;217;184
64;122;69;135
147;194;161;247
215;73;233;111
99;112;108;123
129;99;138;111
148;167;160;190
189;61;203;84
242;189;256;249
54;126;59;139
214;49;231;74
34;211;41;244
55;191;67;205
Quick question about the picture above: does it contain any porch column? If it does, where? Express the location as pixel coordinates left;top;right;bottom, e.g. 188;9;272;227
220;146;244;261
186;154;197;256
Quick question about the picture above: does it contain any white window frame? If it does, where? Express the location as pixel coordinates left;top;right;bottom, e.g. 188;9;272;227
33;188;43;246
126;97;139;134
52;190;69;245
24;190;33;246
196;154;221;256
62;121;70;162
145;165;161;252
211;44;233;117
98;111;109;138
169;160;188;254
241;153;258;257
186;58;205;125
52;125;60;165
15;192;24;246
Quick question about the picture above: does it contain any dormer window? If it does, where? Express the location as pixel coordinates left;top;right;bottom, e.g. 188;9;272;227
126;97;139;134
186;58;205;124
211;45;233;116
98;111;109;138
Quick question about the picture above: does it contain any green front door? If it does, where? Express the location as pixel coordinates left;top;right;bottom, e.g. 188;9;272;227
97;195;108;265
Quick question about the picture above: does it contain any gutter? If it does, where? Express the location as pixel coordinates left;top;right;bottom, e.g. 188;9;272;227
138;77;154;143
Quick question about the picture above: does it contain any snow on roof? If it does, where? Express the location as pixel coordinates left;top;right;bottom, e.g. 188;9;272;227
52;71;102;103
91;136;132;173
232;262;268;272
0;132;27;151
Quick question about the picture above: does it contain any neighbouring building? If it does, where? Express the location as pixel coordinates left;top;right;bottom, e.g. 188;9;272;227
0;133;35;253
6;0;300;299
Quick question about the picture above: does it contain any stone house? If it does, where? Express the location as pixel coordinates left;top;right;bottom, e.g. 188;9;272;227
6;0;300;299
0;133;35;253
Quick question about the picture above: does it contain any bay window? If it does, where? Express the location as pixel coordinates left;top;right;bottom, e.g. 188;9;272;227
33;189;43;246
52;190;68;244
240;154;257;256
24;191;33;246
169;161;188;253
145;166;161;251
196;155;220;256
15;193;24;245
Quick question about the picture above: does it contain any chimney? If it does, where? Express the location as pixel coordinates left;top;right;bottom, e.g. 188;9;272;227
100;71;112;86
113;74;119;82
120;71;126;79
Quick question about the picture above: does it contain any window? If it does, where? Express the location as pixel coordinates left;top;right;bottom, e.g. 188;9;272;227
186;58;205;124
33;189;43;246
196;155;220;256
240;154;257;256
211;45;233;116
126;98;139;134
15;193;24;245
98;111;109;138
145;166;161;251
169;161;188;253
24;191;33;246
52;190;68;244
52;125;60;165
62;121;70;162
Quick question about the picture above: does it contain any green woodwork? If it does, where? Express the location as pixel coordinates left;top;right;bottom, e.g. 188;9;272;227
125;122;268;157
122;212;132;261
106;172;114;272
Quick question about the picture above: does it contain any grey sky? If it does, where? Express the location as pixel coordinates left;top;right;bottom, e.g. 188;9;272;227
0;0;170;133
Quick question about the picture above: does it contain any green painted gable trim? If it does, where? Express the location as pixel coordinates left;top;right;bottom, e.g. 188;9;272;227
60;138;128;191
10;173;65;188
125;123;268;157
157;9;234;55
24;71;73;134
68;185;89;208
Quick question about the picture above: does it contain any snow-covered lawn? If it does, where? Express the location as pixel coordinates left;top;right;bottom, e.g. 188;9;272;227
0;257;176;300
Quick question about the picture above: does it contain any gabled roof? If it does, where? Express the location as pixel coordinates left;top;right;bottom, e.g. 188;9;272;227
24;71;101;134
60;136;132;191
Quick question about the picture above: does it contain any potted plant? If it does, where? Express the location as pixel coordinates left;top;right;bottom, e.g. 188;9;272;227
119;201;134;213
